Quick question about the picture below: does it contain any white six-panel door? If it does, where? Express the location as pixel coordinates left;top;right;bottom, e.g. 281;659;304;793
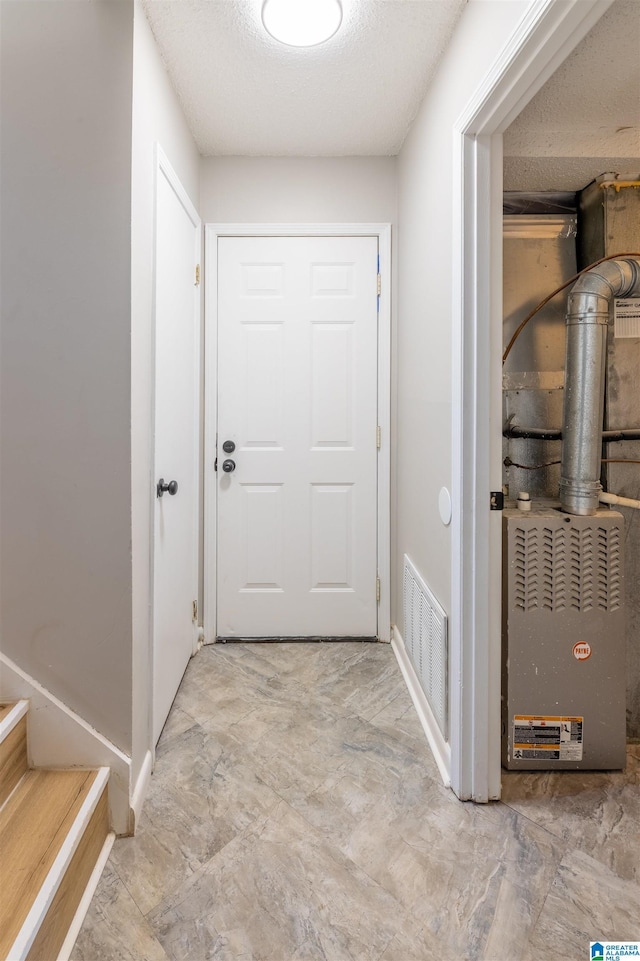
216;236;379;638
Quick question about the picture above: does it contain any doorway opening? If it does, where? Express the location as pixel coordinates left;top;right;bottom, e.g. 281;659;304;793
500;1;640;770
203;224;392;646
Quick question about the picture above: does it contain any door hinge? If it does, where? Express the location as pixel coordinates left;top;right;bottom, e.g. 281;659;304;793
376;425;381;450
195;264;201;287
192;599;198;621
376;577;381;604
490;491;504;511
377;273;381;297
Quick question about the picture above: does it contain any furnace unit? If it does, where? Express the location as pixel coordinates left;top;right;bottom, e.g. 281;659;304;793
502;505;626;770
502;183;640;770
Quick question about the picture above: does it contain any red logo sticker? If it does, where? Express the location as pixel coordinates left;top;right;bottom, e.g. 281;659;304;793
573;641;592;661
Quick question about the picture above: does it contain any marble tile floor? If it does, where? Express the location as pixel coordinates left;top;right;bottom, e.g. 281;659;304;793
72;642;640;961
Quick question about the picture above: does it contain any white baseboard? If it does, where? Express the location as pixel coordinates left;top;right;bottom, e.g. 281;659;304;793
391;625;451;788
130;749;153;833
0;653;132;834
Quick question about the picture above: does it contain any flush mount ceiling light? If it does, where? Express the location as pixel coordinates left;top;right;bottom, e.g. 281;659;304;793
262;0;342;47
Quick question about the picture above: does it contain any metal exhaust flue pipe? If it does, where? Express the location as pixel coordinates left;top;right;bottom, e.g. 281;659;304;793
560;257;640;514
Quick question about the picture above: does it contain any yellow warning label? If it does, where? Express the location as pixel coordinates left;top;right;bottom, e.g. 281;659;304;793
512;715;583;761
513;743;558;751
515;715;582;722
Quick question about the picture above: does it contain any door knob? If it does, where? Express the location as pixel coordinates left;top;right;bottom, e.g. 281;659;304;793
157;478;178;498
222;459;236;473
222;440;236;453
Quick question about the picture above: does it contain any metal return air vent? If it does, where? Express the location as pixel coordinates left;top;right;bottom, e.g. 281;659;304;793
403;555;448;738
512;521;622;614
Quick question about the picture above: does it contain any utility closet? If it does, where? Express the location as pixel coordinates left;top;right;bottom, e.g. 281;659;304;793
501;173;640;770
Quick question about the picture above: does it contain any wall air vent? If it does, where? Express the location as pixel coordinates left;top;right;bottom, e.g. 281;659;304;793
402;555;448;738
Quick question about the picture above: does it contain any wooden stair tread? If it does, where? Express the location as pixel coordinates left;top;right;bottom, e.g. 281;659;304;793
0;768;101;958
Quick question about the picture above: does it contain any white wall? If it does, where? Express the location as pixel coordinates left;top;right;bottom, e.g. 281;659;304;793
0;1;135;752
200;157;397;224
131;2;201;783
394;0;528;624
0;0;201;787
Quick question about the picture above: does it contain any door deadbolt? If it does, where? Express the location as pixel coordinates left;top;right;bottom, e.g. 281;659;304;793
222;440;235;453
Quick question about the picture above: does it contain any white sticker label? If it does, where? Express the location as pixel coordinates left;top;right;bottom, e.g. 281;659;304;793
512;715;583;761
614;298;640;338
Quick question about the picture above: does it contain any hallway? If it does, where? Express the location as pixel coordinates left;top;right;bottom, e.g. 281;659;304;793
72;643;639;961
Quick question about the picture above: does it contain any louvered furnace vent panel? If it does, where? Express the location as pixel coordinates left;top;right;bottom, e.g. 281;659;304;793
403;555;448;738
502;507;626;771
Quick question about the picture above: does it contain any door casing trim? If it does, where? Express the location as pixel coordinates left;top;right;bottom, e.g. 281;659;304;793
203;223;392;644
449;0;614;801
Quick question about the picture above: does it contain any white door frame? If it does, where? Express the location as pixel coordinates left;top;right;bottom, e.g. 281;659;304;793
204;223;392;645
450;0;614;800
150;145;201;747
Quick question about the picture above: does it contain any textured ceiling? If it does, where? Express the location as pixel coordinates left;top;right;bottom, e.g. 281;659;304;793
503;0;640;190
141;0;466;156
